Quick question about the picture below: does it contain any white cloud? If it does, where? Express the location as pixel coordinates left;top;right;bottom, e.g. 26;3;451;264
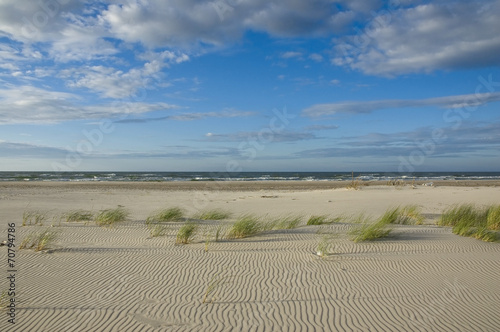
203;130;316;142
281;51;303;59
302;91;500;117
309;53;324;62
65;63;164;99
115;109;255;123
0;85;178;124
101;0;356;48
332;1;500;75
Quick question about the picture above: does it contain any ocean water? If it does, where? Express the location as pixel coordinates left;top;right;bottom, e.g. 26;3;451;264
1;171;499;182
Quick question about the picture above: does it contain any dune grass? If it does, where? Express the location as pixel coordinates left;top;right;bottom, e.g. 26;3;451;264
95;207;129;226
487;205;500;230
227;214;263;239
438;204;499;242
22;210;47;226
64;210;94;222
148;224;169;238
146;207;184;224
317;233;337;258
271;214;303;230
397;205;425;225
215;224;226;242
203;269;232;304
378;207;401;225
195;208;232;220
307;215;344;226
348;213;393;243
307;215;329;225
176;222;198;244
19;229;58;251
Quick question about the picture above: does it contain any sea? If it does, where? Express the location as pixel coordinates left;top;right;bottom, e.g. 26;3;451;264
1;171;499;182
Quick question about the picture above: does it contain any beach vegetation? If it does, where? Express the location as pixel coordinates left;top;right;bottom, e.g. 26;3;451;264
272;214;303;230
19;229;58;251
317;234;337;258
438;204;499;242
487;205;500;230
95;207;129;226
146;207;184;223
176;222;198;244
227;214;263;239
308;215;345;226
63;210;94;222
437;204;484;227
307;215;329;225
203;269;232;304
195;208;232;220
348;214;392;242
148;224;169;238
346;178;362;190
215;224;226;242
397;205;425;225
22;210;47;226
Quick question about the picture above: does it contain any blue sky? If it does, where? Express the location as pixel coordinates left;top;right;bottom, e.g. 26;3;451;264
1;0;499;172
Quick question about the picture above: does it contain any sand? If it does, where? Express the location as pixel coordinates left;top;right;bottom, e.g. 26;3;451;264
1;181;499;331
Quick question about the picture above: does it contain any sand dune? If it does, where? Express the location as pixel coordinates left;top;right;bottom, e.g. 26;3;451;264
1;182;499;331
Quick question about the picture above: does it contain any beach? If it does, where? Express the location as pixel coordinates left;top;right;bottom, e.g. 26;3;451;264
1;181;499;331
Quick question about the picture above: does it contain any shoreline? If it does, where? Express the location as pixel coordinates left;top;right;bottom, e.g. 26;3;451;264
1;179;500;191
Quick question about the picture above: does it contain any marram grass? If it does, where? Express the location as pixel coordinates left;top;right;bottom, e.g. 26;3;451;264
19;229;58;251
487;205;500;231
195;208;232;220
227;214;263;239
438;204;499;242
95;207;129;226
348;214;392;243
271;214;303;230
176;222;198;244
146;207;184;223
148;224;169;238
64;210;94;222
22;210;47;226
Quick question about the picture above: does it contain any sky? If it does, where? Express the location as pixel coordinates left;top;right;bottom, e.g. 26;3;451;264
0;0;499;172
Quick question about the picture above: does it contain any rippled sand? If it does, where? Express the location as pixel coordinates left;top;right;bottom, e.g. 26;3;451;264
1;182;499;331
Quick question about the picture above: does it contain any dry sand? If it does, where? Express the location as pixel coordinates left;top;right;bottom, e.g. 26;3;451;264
1;181;499;331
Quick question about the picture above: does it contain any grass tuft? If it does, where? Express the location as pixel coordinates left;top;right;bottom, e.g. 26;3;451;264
487;205;500;230
95;207;129;226
227;215;262;239
438;204;499;242
148;224;169;238
317;234;337;258
397;205;425;225
272;214;303;230
437;204;484;227
195;209;232;220
378;207;401;225
176;222;198;244
307;215;329;225
146;207;184;223
348;214;392;243
22;210;47;226
203;269;232;304
64;210;94;222
19;229;58;251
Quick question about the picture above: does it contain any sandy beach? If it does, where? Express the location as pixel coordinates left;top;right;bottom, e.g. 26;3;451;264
1;181;499;331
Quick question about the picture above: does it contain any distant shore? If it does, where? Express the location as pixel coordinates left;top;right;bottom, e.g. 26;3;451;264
1;179;500;191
